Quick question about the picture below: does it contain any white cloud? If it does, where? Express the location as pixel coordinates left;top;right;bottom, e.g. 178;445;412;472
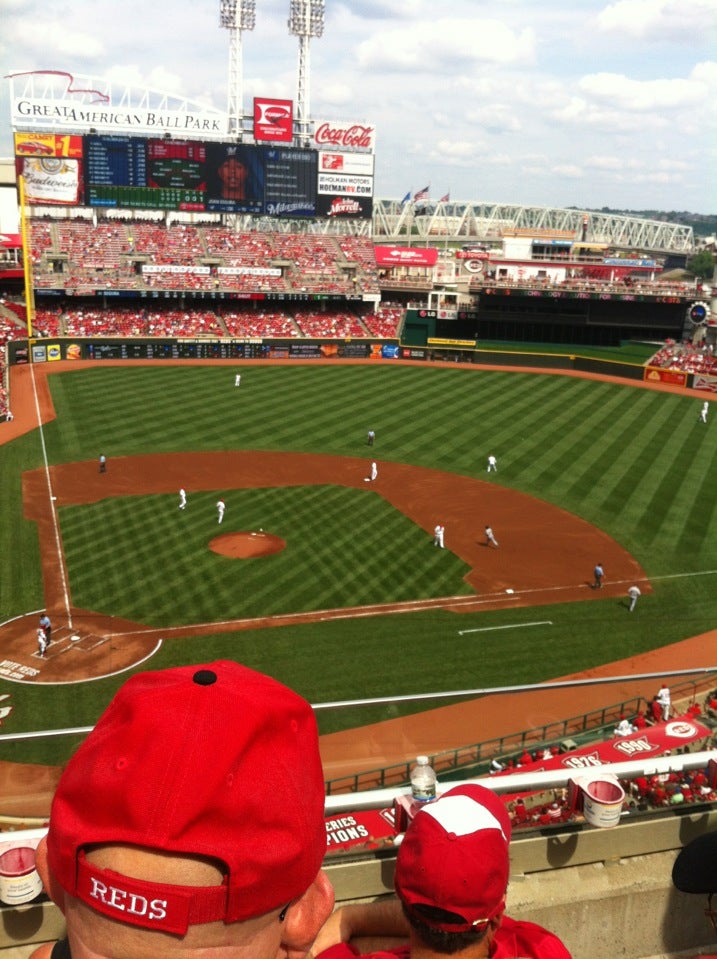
595;0;717;42
357;19;535;71
6;20;106;60
578;72;708;110
552;164;584;179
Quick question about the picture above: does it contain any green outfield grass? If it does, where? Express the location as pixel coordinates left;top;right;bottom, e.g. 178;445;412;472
1;361;716;763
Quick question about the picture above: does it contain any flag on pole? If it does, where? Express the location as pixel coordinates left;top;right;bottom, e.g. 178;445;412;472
413;185;430;201
400;191;411;205
438;192;450;203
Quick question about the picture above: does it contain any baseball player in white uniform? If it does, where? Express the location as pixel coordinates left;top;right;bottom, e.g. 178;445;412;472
656;683;671;721
235;373;241;387
433;524;445;548
627;585;641;612
179;488;187;510
216;499;226;524
485;525;499;548
700;401;708;423
37;628;48;658
364;461;378;482
487;454;497;473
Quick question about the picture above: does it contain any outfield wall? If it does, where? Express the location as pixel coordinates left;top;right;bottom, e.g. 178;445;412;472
5;336;665;388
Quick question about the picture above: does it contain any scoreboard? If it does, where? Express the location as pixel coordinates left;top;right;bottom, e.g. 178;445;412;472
15;132;328;216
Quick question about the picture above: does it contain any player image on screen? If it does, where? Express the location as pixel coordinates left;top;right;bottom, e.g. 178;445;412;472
205;143;264;214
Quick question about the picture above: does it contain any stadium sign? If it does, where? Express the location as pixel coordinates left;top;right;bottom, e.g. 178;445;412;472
319;152;374;175
253;98;293;142
317;173;373;196
12;98;225;136
312;121;375;152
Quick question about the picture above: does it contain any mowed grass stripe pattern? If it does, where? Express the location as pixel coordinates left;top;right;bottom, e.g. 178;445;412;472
42;364;717;575
59;486;472;625
2;361;717;748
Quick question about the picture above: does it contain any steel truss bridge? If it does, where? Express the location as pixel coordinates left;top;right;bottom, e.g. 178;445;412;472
234;200;694;258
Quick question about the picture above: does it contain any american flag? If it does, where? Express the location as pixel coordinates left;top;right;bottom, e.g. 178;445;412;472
413;185;430;201
438;192;450;203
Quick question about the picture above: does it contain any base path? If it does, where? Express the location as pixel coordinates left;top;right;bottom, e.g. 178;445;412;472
8;449;647;683
0;356;711;820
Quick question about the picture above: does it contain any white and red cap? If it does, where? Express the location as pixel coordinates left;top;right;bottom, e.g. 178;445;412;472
394;783;511;931
47;661;326;936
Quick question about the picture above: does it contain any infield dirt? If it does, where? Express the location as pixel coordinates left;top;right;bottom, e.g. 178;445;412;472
1;358;715;817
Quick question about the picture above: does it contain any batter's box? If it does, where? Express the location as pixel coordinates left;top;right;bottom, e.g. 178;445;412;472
70;633;108;651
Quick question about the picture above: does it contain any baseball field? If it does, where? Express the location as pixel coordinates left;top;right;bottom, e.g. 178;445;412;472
1;355;717;773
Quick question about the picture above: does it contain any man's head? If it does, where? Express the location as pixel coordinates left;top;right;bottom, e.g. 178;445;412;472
394;784;511;953
37;661;333;958
673;829;717;938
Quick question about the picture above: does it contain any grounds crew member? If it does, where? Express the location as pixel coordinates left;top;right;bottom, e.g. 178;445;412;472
31;660;334;959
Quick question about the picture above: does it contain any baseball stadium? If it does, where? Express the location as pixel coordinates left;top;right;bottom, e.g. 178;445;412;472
1;7;717;958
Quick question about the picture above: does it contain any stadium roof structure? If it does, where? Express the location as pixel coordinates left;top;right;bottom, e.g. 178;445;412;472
371;198;695;256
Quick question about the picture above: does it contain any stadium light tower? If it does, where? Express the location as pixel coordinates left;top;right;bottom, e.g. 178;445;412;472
220;0;256;139
288;0;324;146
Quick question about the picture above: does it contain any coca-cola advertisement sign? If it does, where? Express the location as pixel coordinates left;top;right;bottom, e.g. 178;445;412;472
313;121;375;152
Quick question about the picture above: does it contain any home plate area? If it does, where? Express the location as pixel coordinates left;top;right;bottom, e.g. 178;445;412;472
35;624;109;658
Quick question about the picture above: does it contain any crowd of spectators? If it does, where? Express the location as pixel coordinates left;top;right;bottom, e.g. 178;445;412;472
648;338;717;376
28;219;381;298
0;301;404;342
489;688;717;833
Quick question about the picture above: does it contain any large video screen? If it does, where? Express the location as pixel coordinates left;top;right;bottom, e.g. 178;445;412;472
15;133;328;216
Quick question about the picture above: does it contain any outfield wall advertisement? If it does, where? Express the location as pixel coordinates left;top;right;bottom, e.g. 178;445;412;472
9;338;400;364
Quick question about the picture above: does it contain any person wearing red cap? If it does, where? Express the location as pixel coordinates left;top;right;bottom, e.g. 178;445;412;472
310;783;571;959
29;661;334;959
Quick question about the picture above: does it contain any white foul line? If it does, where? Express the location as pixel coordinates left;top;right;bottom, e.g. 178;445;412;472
29;364;73;630
458;620;553;636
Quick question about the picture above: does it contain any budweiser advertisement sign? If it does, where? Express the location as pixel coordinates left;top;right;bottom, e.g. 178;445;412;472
253;98;293;143
313;121;375;152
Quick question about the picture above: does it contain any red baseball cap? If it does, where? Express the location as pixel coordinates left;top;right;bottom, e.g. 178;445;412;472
394;783;511;931
46;661;326;936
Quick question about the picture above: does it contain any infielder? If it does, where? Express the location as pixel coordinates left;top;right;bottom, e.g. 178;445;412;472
485;525;499;548
592;562;604;589
179;488;187;510
364;461;378;482
433;524;445;548
628;584;641;612
700;401;708;423
37;627;48;658
487;454;497;473
216;499;226;524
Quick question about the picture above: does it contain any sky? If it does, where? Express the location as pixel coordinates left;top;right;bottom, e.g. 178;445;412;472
1;0;716;213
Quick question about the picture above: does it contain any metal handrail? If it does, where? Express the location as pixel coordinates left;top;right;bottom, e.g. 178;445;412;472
325;673;717;795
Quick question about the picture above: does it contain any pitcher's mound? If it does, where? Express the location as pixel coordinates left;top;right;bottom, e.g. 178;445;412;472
209;531;286;559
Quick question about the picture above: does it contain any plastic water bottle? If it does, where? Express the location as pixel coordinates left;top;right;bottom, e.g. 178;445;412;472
410;755;437;803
